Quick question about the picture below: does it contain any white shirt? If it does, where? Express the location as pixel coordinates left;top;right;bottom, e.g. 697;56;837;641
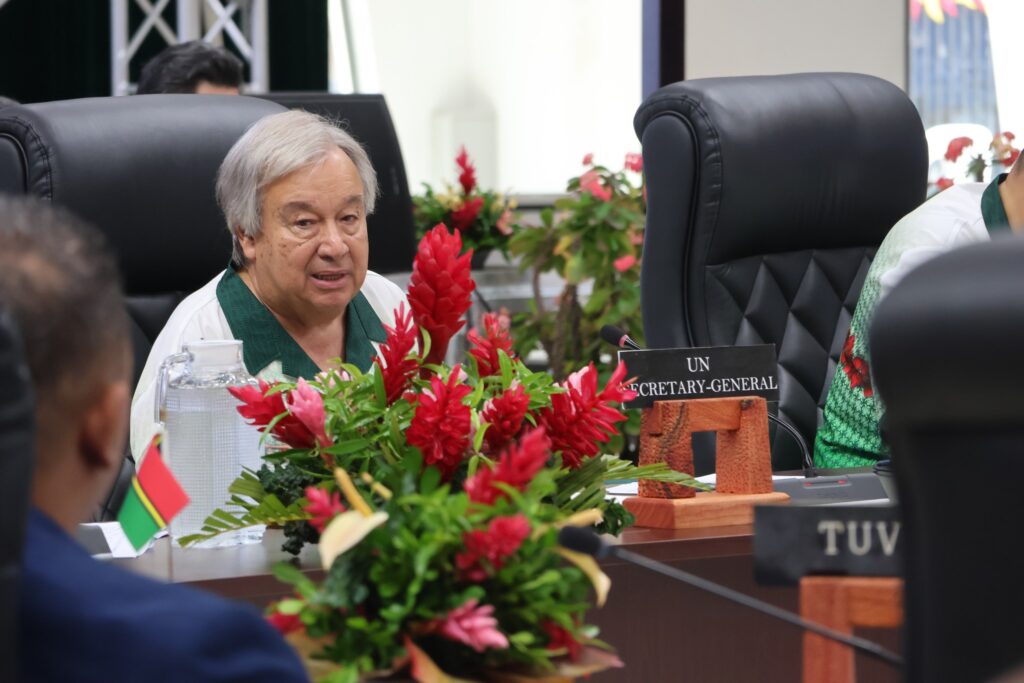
130;270;406;459
876;182;991;300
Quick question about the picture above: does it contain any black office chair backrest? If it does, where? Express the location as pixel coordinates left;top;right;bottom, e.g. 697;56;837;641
0;311;35;683
634;73;927;470
0;94;286;391
256;92;416;275
871;235;1024;683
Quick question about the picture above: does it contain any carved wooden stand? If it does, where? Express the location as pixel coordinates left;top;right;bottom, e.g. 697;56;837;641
623;396;789;528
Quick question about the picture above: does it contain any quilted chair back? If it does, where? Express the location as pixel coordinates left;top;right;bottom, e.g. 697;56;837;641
634;73;927;471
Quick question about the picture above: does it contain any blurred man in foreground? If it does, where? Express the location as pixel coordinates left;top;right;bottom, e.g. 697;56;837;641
136;40;243;95
0;196;308;682
816;150;1024;468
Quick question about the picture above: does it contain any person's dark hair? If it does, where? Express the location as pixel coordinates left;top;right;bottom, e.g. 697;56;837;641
136;40;244;94
0;95;19;109
0;197;129;415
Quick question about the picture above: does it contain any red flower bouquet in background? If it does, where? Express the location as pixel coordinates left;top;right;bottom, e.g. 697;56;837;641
413;147;517;262
935;131;1019;191
187;223;704;682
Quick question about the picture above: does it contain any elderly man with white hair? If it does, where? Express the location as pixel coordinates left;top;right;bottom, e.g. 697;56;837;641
131;110;406;458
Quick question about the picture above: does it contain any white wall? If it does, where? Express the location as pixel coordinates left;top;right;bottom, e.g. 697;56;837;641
684;0;907;89
362;0;643;195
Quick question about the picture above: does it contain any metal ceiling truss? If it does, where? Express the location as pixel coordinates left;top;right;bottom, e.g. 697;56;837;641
110;0;267;95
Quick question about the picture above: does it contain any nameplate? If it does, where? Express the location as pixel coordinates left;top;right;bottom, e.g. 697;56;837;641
618;345;778;409
753;506;902;586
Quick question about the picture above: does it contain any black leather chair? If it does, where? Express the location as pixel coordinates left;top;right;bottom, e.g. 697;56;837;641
871;236;1024;683
634;73;928;472
0;311;35;683
0;95;286;516
256;92;417;275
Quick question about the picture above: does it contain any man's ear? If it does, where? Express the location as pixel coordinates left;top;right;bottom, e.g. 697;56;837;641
79;380;131;472
236;227;258;263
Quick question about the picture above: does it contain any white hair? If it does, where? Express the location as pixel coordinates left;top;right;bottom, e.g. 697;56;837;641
216;110;379;267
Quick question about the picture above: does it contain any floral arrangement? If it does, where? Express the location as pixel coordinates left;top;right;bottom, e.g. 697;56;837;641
508;153;645;384
181;225;702;682
935;131;1019;191
414;147;517;262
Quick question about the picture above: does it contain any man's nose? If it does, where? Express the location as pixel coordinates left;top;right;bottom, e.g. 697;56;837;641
318;225;351;258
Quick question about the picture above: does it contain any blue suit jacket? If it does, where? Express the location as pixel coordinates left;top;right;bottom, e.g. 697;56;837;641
20;508;309;683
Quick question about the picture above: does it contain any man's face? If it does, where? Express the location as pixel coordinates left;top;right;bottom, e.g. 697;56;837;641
239;148;370;325
194;80;240;95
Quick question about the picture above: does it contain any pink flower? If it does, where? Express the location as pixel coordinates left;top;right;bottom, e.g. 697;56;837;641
495;207;514;236
1005;132;1016;142
303;486;346;533
624;152;643;173
582;152;594;166
439;599;509;652
579;169;612;202
456;146;477;195
613;254;636;272
230;380;318;449
288;378;331;448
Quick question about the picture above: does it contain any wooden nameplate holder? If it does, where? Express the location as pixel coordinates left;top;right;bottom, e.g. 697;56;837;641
623;396;789;528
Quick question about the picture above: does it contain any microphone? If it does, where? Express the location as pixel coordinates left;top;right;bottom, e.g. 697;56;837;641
600;324;641;351
598;324;816;476
558;527;902;668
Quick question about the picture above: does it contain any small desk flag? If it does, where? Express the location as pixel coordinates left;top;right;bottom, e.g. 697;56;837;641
117;435;189;551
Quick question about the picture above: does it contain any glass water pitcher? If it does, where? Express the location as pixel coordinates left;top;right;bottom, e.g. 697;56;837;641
156;340;265;548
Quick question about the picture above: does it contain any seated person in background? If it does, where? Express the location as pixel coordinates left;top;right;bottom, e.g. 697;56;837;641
131;110;406;457
136;40;243;95
815;151;1024;468
0;196;308;683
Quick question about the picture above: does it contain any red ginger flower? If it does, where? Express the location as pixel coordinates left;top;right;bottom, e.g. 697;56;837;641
543;621;582;662
936;177;954;192
229;380;317;449
465;427;551;505
303;485;346;533
375;302;419;404
266;607;303;636
945;136;974;162
408;224;475;366
481;384;530;454
451;196;484;233
455;514;530;581
406;367;473;480
456;146;477;195
537;361;637;469
467;311;515;378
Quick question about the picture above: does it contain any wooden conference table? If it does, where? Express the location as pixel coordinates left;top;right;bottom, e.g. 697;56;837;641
112;523;900;682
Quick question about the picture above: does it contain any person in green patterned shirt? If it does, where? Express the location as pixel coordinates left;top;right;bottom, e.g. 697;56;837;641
815;155;1024;468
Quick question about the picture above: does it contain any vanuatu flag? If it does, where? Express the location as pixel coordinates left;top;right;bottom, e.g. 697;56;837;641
117;435;190;551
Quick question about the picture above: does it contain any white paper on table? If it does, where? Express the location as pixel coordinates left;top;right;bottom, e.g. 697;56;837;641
80;522;168;558
605;474;803;502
